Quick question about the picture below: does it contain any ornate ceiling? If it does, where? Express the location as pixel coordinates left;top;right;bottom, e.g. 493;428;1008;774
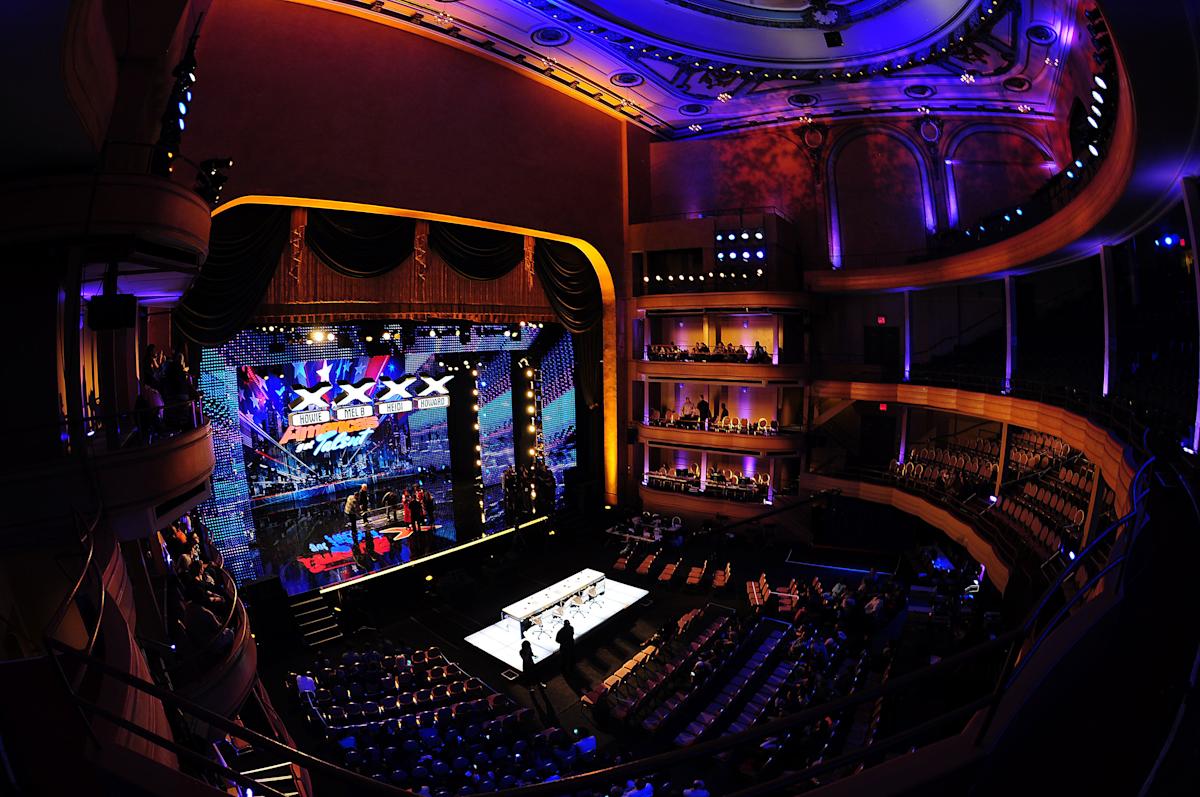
306;0;1079;137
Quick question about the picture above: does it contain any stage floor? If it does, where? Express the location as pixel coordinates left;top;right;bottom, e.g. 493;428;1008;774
464;576;648;670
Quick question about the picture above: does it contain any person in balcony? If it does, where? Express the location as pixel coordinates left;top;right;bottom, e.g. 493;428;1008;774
680;395;696;420
751;340;770;363
648;406;659;424
697;394;711;429
734;343;749;362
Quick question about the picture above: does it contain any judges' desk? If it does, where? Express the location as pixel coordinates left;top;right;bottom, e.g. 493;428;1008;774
501;568;606;635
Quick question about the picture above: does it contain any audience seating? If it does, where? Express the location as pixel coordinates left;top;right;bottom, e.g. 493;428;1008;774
635;552;658;576
295;644;597;793
746;573;771;609
685;560;708;587
658;559;681;584
711;563;731;590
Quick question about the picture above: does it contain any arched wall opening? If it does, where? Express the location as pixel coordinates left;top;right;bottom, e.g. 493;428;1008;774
828;128;936;270
212;196;619;504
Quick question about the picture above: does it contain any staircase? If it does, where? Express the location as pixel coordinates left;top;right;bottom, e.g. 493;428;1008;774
289;591;342;649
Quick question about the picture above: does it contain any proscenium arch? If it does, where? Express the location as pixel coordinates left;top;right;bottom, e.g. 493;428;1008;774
212;195;619;504
826;125;938;269
942;123;1056;229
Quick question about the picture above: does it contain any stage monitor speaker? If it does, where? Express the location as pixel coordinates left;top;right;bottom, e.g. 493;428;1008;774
824;31;844;48
87;294;137;330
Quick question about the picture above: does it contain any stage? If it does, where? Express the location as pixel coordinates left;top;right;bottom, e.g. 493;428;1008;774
464;570;648;670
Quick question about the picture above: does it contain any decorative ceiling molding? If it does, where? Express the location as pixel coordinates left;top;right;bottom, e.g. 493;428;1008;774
295;0;1078;138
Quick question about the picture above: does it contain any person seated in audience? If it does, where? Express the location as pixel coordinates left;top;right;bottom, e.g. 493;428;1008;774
683;780;710;797
751;340;770;363
735;343;748;361
713;341;727;358
648;406;659;423
623;779;653;797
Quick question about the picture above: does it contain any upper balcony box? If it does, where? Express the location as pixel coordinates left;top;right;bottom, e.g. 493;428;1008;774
631;210;799;297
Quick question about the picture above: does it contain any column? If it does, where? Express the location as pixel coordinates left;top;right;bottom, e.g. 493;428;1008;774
1098;246;1117;397
772;316;780;365
994;422;1009;497
898;406;909;463
1080;466;1100;550
902;290;912;381
1182;177;1200;451
700;451;708;491
1003;276;1016;393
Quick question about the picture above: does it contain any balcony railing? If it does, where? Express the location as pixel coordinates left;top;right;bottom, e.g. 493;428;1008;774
38;446;1167;797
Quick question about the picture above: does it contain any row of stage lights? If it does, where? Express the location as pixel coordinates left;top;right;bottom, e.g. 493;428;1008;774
644;269;765;283
961;75;1113;242
151;17;234;206
248;323;546;348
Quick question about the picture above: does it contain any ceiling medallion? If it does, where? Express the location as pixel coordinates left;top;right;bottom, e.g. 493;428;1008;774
1026;23;1058;45
679;103;709;116
1002;76;1032;92
610;72;645;87
530;26;571;47
903;84;936;99
787;93;819;108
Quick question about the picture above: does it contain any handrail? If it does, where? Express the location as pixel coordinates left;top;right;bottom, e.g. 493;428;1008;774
811;365;1156;457
47;628;1021;797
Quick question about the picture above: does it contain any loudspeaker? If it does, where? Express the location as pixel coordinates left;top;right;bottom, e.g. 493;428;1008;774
626;425;638;444
87;294;137;330
824;31;844;48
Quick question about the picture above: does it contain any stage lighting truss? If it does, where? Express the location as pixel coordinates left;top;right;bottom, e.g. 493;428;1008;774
526;366;546;470
472;367;486;524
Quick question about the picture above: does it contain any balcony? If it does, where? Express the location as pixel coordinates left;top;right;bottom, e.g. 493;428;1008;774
631;210;801;296
635;290;808;312
638;422;800;456
636;358;806;385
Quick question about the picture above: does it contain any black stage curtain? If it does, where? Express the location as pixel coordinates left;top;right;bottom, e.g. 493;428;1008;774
175;205;291;346
533;240;601;334
534;240;603;409
429;222;523;279
306;209;416;278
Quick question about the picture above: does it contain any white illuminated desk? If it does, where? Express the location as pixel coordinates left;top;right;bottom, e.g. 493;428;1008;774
466;569;647;670
500;568;606;625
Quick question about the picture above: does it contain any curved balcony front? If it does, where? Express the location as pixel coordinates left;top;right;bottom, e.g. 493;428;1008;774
90;423;215;540
638;422;800;456
637;359;806;385
634;290;809;313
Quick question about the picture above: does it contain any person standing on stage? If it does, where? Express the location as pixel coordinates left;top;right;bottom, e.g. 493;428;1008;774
420;487;435;531
408;489;426;556
402;488;414;530
344;489;363;555
555;619;576;671
502;466;517;524
383;489;399;523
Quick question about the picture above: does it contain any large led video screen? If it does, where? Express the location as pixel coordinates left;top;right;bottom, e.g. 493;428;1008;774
196;322;577;595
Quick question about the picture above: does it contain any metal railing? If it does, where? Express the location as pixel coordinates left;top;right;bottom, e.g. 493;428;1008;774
59;397;206;456
811;362;1158;457
38;450;1160;797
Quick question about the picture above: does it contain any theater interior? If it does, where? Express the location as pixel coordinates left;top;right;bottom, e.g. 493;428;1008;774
3;0;1200;794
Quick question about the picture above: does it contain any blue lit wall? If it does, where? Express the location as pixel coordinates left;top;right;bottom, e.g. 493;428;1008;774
197;322;567;587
